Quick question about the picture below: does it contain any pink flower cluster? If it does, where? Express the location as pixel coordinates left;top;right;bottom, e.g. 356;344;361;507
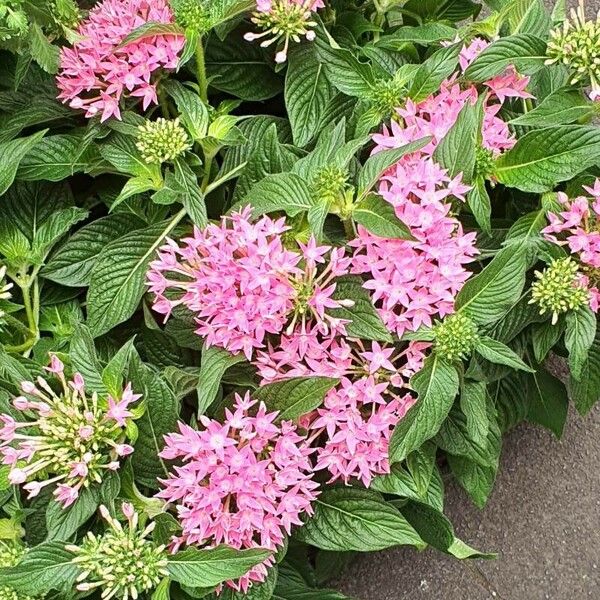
542;180;600;311
351;40;533;337
0;355;138;506
157;393;318;592
147;208;353;360
56;0;184;122
306;341;427;486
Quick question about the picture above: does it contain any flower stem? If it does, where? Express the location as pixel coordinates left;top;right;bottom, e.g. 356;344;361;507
196;36;208;104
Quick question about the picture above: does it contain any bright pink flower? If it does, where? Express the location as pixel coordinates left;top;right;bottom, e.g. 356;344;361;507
148;208;352;360
542;182;600;312
458;37;490;71
484;67;534;103
56;0;184;121
0;359;140;507
157;393;318;593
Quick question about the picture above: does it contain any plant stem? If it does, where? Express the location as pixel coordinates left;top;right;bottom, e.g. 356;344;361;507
196;36;208;104
201;152;214;192
342;217;356;240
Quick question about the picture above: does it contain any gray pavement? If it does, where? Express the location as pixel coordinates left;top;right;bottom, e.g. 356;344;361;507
338;405;600;599
337;1;600;597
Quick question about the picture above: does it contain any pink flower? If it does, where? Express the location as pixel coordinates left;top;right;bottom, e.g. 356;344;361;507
107;383;140;426
56;0;184;121
0;358;140;507
484;67;533;103
310;376;418;487
147;209;352;360
458;37;490;71
157;393;318;593
542;181;600;312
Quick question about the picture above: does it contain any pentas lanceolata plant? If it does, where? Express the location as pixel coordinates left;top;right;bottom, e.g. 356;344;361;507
2;0;600;598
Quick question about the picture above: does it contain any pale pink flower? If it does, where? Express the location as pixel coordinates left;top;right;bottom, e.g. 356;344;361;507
0;357;140;507
56;0;184;121
157;393;318;593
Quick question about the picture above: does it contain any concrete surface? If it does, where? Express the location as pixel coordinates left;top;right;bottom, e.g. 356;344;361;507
338;406;600;599
337;1;600;598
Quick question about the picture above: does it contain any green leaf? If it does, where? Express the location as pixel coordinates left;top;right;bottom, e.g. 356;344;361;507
357;138;431;197
352;193;413;240
16;134;92;181
70;323;105;393
526;367;568;437
0;129;47;196
532;320;564;363
405;442;436;497
571;332;600;415
285;43;335;147
0;541;78;595
509;89;596;127
28;23;60;74
130;362;179;487
330;275;393;342
173;158;208;227
42;214;145;287
464;34;547;81
447;454;497;508
45;486;99;541
252;377;338;422
455;247;528;325
163;81;209;142
87;216;182;337
409;43;461;102
494;126;600;193
460;381;489;446
315;30;377;97
389;355;460;464
216;566;277;600
274;566;350;600
565;306;597;380
467;176;492;233
295;488;423;551
377;23;457;47
433;98;481;183
31;206;89;263
209;0;255;26
102;338;136;397
241;172;314;217
119;21;184;46
206;32;282;101
197;345;245;416
100;133;161;181
167;546;272;587
506;0;551;37
475;336;534;372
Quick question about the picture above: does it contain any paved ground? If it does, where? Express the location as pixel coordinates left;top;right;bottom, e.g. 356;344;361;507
338;405;600;599
338;1;600;598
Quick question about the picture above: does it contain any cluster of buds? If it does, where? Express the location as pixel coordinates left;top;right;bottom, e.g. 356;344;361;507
546;1;600;100
0;0;28;42
530;257;590;324
171;0;211;33
433;313;480;362
136;118;191;164
0;542;37;600
311;166;349;206
244;0;324;63
68;503;168;600
0;355;140;507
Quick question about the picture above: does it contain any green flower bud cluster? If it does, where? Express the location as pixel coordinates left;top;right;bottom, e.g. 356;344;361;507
529;257;590;324
433;313;480;362
49;0;80;31
172;0;211;33
68;504;168;600
0;542;38;600
546;3;600;98
312;166;348;204
368;79;404;119
474;147;496;179
0;1;28;42
136;118;191;165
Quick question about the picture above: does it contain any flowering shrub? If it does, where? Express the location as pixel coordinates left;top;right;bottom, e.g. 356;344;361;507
1;0;600;598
